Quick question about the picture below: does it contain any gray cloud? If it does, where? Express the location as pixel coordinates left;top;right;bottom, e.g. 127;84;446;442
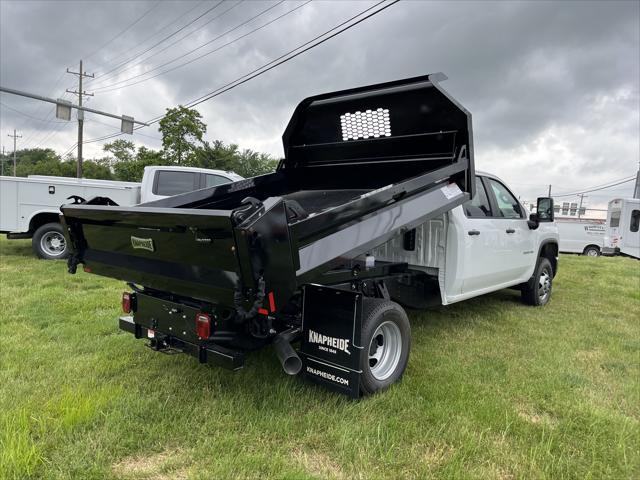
1;0;638;208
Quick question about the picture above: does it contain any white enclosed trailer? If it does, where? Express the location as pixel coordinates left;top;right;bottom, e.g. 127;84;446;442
603;198;640;259
556;219;605;256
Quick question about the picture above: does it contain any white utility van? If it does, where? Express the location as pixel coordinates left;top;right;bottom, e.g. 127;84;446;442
0;166;243;259
603;198;640;259
556;219;605;256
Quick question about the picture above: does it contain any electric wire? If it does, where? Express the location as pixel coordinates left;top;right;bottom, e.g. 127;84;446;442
91;0;295;92
89;0;248;89
90;1;226;82
66;0;400;151
552;177;636;197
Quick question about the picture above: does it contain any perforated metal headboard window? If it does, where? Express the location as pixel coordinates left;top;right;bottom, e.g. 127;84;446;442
340;108;390;141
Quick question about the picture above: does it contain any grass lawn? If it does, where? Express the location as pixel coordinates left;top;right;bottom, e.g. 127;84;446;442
0;236;638;479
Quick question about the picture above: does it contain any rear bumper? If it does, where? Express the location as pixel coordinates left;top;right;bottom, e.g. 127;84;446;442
119;316;244;370
601;247;619;256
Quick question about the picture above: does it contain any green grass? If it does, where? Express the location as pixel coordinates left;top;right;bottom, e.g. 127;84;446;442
1;236;638;480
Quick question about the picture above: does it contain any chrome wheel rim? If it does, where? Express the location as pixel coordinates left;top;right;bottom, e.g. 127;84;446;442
41;231;66;257
586;249;598;257
368;320;402;381
538;269;551;302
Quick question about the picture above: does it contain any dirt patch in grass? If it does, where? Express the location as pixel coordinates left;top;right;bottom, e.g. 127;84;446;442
292;448;345;479
421;443;454;468
516;406;558;427
112;448;187;479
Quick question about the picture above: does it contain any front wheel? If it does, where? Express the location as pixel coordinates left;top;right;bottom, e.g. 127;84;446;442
521;257;553;306
32;223;68;260
359;299;411;396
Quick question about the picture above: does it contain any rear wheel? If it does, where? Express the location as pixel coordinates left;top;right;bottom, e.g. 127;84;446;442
583;245;600;257
32;223;68;260
359;299;411;395
521;257;553;306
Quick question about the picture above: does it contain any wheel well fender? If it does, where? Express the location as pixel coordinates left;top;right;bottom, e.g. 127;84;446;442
583;244;600;252
538;241;558;277
28;211;61;233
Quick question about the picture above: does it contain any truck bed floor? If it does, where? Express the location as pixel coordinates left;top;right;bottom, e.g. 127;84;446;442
282;189;370;215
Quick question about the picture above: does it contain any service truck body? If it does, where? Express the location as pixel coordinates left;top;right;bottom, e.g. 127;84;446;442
60;74;558;397
603;198;640;259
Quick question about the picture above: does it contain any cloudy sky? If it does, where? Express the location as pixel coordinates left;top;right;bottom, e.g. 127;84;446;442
1;0;638;210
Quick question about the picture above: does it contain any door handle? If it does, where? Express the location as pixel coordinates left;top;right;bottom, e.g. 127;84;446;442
506;228;516;234
468;230;480;236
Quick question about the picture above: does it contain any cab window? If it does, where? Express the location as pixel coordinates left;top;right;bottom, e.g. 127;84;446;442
463;177;492;218
487;178;524;219
154;171;198;196
205;174;230;188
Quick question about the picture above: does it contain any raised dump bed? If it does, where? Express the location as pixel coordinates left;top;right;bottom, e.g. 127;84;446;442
61;73;475;396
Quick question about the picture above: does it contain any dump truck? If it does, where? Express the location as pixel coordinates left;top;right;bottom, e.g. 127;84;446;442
60;74;558;397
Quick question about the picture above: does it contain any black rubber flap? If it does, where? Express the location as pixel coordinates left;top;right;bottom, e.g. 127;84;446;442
300;284;363;398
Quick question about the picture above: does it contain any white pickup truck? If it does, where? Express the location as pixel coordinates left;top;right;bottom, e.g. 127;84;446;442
0;166;243;259
374;171;559;308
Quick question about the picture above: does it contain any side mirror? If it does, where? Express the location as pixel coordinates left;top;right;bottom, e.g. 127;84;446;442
536;197;554;222
528;213;539;230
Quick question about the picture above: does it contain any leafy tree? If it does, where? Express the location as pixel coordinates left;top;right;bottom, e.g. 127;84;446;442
192;140;278;178
113;146;166;182
102;139;136;168
159;106;206;165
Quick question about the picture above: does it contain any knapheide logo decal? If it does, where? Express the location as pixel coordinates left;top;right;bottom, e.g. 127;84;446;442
308;329;351;355
131;236;155;252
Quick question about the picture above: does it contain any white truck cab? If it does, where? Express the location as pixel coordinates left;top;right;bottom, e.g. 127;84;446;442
374;171;559;307
0;166;243;259
140;166;244;204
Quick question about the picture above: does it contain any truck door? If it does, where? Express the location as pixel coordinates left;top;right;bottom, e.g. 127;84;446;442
457;176;508;294
484;177;535;282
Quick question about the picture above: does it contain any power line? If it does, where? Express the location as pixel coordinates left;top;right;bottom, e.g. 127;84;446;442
90;1;226;82
92;1;206;71
91;0;292;92
89;0;247;89
69;0;400;150
82;1;162;61
552;177;636;197
181;0;400;110
0;101;67;123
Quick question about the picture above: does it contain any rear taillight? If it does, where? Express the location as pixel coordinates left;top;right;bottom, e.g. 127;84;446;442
195;313;211;339
122;292;132;314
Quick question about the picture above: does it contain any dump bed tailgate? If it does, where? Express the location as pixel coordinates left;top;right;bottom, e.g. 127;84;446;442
61;204;239;304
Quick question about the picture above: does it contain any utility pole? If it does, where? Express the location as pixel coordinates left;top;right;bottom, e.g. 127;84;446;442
1;145;5;176
7;129;22;176
577;193;587;219
547;184;552;197
66;60;94;178
634;168;640;199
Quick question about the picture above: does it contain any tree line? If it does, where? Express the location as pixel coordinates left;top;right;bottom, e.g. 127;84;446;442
1;106;279;181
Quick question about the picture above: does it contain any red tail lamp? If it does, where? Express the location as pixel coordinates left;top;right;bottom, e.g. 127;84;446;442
195;313;211;339
122;292;132;313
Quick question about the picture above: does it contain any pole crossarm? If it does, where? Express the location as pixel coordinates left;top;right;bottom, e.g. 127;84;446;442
0;86;148;126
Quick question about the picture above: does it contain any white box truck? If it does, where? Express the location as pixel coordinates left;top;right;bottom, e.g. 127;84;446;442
556;219;605;256
603;198;640;259
0;166;242;259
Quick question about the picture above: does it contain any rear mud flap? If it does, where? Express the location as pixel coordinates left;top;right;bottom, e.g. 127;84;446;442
299;285;363;398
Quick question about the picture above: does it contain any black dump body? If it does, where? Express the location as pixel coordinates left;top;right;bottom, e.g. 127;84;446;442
61;73;474;359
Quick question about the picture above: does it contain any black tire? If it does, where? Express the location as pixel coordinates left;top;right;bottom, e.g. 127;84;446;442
521;257;553;306
583;245;600;257
359;299;411;396
32;223;68;260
